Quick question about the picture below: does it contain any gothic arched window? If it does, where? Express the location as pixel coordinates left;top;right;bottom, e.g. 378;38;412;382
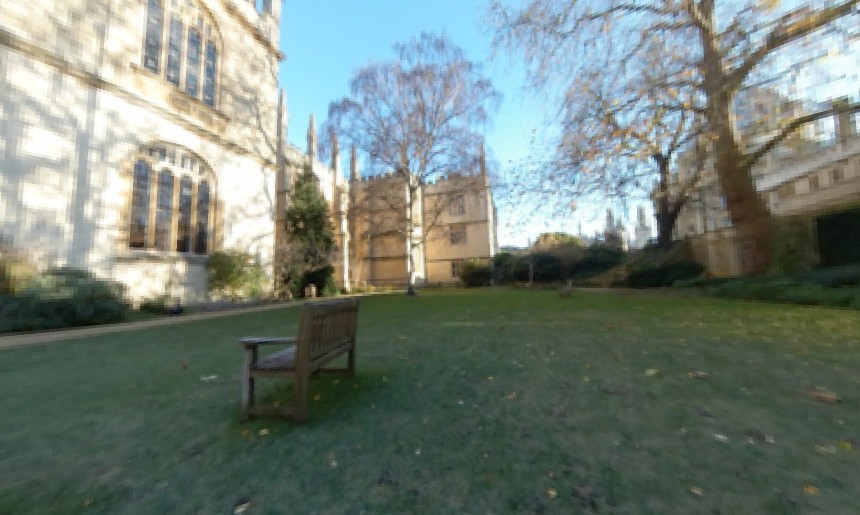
196;180;210;254
127;145;217;254
141;0;219;107
155;170;175;251
129;160;151;248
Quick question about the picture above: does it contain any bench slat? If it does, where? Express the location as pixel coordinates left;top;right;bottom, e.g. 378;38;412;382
253;345;297;372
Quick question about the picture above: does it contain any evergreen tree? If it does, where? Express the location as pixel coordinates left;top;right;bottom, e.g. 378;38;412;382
282;165;335;296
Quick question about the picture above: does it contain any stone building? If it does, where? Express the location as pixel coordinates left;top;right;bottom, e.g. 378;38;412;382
342;142;497;288
672;99;860;275
1;0;497;301
1;0;285;302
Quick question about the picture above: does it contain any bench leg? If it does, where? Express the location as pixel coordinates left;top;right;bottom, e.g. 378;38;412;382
347;346;356;376
240;348;255;422
293;368;309;423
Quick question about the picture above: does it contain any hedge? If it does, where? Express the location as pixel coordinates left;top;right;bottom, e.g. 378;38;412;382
0;267;128;334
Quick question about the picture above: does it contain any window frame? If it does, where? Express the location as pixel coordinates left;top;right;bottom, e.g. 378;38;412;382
449;195;465;216
126;145;217;255
449;224;467;245
451;260;463;279
141;0;219;107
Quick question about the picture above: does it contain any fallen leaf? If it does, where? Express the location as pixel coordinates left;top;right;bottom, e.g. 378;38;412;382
547;488;557;499
714;433;729;443
505;392;517;400
313;394;321;401
690;486;703;496
645;368;660;377
258;428;269;436
233;497;251;514
839;440;853;451
809;389;841;403
803;484;819;496
414;448;421;455
689;370;709;379
815;444;836;455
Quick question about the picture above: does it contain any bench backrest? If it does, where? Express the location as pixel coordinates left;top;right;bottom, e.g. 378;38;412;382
296;298;359;364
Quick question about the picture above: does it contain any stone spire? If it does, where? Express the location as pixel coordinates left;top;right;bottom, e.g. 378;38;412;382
307;113;317;160
350;145;360;181
330;130;340;173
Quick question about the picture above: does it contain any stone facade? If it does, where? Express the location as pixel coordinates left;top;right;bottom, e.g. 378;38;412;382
1;0;283;302
1;0;498;301
342;146;497;288
672;101;860;275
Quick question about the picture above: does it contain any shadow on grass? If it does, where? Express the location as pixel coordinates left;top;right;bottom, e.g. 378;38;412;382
229;368;391;431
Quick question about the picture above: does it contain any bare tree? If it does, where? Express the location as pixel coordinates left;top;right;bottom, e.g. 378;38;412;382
327;32;499;294
491;0;860;273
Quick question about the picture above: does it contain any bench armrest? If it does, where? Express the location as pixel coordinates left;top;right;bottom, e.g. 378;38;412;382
240;336;297;348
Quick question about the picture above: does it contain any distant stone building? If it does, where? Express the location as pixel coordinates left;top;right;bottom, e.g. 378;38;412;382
1;0;284;302
281;116;498;290
631;206;652;249
602;209;628;251
341;143;497;287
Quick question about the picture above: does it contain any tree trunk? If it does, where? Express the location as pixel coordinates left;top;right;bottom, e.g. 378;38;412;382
698;1;773;275
653;154;675;250
710;94;774;275
405;182;417;296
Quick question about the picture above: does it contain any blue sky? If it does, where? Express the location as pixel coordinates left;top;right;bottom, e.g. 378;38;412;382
276;0;601;247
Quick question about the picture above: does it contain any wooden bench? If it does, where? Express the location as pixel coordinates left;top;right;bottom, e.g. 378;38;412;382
239;298;359;422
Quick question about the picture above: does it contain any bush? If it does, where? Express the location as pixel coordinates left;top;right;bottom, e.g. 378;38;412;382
799;265;860;288
492;252;516;284
460;260;493;287
207;250;266;299
0;268;128;334
571;244;626;279
703;277;860;310
627;261;705;288
139;296;169;314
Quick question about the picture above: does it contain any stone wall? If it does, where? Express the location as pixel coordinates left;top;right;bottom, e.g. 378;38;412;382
1;0;282;302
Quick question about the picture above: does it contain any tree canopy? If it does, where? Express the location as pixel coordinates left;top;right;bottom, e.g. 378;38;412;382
491;0;860;271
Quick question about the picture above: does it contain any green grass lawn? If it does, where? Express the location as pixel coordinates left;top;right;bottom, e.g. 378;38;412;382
1;289;859;514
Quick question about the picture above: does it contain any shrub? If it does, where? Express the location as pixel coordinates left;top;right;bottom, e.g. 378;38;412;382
492;252;516;284
0;268;128;334
139;296;169;314
799;265;860;288
207;250;266;299
571;244;626;279
460;260;493;287
627;261;705;288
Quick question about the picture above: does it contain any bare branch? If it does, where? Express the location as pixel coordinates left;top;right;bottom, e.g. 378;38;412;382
742;102;860;172
728;1;860;91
